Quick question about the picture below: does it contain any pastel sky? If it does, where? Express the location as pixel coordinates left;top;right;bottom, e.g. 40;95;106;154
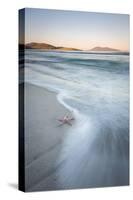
22;8;129;51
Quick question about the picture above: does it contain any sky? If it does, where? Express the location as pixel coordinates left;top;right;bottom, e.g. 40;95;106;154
20;8;129;51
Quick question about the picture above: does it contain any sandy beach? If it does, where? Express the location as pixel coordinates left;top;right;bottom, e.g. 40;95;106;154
24;83;72;191
21;81;129;192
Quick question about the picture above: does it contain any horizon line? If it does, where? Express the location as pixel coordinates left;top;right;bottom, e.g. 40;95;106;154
19;42;129;52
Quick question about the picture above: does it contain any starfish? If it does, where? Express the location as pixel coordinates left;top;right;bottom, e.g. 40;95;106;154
58;114;75;126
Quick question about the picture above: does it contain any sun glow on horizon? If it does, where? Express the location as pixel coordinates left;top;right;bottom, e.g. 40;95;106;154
20;8;129;51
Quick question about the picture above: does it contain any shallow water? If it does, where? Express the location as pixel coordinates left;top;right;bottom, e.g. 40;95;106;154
24;49;129;188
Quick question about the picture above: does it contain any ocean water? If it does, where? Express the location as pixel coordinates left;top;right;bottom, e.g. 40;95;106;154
24;49;129;188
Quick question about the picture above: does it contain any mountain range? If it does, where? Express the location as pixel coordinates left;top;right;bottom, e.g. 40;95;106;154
20;42;120;52
24;42;80;51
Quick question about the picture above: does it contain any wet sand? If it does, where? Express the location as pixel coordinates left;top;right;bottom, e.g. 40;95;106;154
24;83;71;191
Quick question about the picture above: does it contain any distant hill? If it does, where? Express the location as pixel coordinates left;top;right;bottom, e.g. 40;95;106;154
55;47;80;51
25;42;55;49
90;46;119;51
24;42;81;51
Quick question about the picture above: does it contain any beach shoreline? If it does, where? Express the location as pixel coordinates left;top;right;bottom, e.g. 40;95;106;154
23;82;73;191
